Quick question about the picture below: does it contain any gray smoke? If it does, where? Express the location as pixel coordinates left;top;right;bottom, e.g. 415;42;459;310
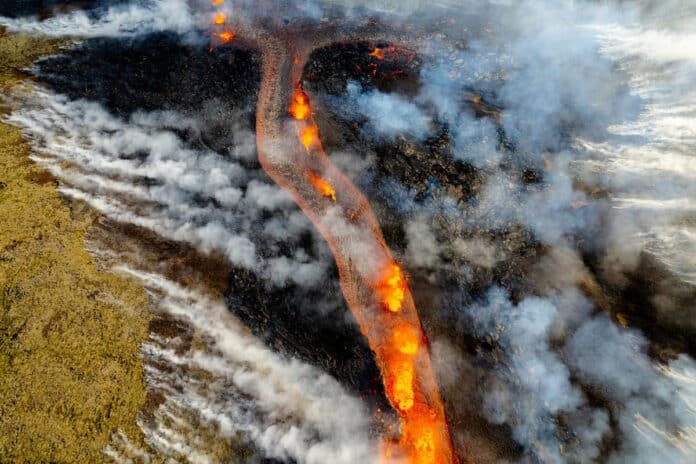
343;82;433;141
567;316;696;463
0;0;199;38
7;88;333;288
316;1;696;461
465;287;609;462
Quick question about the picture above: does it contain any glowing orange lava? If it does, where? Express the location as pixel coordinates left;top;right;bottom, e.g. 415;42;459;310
211;0;224;5
392;323;420;356
214;30;235;43
391;360;415;411
378;264;407;312
402;412;442;464
213;12;226;25
308;171;337;201
248;37;457;464
289;86;311;120
370;47;386;60
279;83;454;464
300;124;319;151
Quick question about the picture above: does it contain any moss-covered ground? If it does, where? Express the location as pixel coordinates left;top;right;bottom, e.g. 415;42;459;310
0;28;150;463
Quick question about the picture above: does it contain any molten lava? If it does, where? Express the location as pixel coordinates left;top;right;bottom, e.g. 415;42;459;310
280;85;455;463
308;171;337;201
300;124;319;151
289;86;311;120
245;31;457;463
214;30;235;43
402;412;441;464
213;12;226;25
391;360;415;411
370;47;386;60
392;323;420;356
378;264;407;312
211;0;224;4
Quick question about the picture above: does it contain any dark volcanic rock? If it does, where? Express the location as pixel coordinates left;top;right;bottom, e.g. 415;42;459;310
225;266;388;405
35;32;261;153
304;41;423;96
35;32;261;115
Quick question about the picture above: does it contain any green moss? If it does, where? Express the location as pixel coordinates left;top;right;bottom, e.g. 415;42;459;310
0;32;150;463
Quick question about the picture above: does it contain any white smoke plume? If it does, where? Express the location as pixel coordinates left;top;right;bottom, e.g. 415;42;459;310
343;82;433;141
6;87;332;287
0;0;199;38
566;315;696;463
105;265;377;464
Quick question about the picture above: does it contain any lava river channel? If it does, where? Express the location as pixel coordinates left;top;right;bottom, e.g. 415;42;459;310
252;38;458;464
210;9;458;461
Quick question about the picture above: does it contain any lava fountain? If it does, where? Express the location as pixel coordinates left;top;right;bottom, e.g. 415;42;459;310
210;5;458;462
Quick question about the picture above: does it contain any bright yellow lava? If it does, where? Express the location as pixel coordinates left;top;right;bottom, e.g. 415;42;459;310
379;264;407;312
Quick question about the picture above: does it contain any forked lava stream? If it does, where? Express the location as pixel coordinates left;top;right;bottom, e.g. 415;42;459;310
253;38;457;464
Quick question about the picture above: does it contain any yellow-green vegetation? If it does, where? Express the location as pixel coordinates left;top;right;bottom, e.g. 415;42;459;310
0;28;151;463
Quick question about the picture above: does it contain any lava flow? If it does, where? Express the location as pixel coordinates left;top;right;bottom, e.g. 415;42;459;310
212;12;226;26
211;8;457;462
257;48;457;463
